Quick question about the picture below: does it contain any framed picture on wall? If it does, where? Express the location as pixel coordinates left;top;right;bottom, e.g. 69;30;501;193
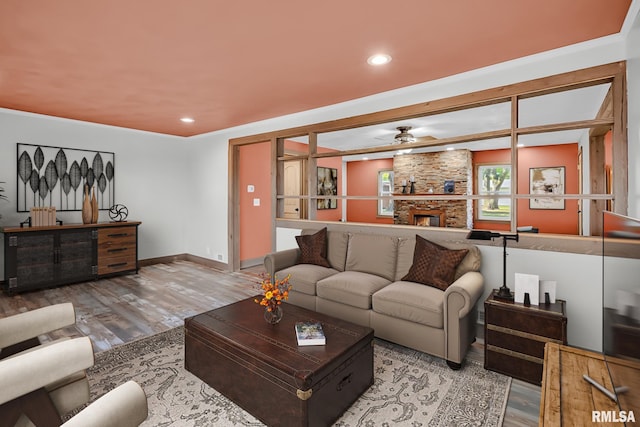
17;143;115;213
529;166;565;210
317;166;337;209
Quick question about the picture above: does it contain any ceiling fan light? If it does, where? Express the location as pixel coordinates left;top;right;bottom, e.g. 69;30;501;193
394;126;416;144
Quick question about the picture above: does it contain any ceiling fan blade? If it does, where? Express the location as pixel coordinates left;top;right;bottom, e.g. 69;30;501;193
414;135;437;143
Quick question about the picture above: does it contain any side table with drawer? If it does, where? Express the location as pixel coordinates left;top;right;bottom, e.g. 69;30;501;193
484;290;567;385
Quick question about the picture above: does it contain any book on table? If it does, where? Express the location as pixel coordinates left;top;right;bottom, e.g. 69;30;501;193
295;321;326;346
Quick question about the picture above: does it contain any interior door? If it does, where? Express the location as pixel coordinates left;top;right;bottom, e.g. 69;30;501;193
283;160;302;219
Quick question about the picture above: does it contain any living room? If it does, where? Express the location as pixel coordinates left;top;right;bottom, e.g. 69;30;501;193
1;1;640;426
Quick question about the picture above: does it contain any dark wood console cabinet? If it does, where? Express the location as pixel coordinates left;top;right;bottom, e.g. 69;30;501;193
484;290;567;385
2;221;140;294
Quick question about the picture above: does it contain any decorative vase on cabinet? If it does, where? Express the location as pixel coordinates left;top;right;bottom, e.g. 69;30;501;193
91;186;98;223
82;184;92;224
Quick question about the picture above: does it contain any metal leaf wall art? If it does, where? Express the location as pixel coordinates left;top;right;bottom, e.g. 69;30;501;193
16;144;115;213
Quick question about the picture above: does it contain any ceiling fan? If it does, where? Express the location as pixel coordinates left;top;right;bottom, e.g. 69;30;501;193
372;126;438;155
374;126;437;144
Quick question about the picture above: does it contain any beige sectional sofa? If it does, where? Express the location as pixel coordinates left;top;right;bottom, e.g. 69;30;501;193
264;228;484;369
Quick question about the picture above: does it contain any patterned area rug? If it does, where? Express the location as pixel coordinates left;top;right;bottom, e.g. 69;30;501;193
86;327;510;426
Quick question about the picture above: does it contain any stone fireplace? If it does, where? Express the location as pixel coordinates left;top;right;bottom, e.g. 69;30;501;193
393;149;472;229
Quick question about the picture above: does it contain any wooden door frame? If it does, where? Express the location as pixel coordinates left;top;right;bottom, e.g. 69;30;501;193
228;138;276;272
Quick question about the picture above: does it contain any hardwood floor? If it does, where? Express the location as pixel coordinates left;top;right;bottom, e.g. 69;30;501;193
0;260;539;426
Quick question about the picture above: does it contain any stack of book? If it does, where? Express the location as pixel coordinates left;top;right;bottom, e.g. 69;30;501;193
30;207;57;227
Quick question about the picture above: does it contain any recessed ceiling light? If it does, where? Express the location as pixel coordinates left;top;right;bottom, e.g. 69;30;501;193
362;157;369;161
367;54;392;66
180;117;195;123
446;147;454;151
517;143;525;148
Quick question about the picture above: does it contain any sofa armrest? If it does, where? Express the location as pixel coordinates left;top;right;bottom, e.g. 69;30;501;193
0;336;94;405
444;271;484;319
264;248;300;278
62;381;148;427
443;271;484;364
0;303;76;350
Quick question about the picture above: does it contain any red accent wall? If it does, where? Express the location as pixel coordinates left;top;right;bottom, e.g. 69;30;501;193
473;144;579;234
346;159;394;224
239;142;272;260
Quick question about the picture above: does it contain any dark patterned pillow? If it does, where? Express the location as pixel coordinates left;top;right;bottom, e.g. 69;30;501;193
402;235;469;291
295;228;331;268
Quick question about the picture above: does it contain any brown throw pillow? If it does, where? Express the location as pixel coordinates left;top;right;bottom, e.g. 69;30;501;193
295;228;331;268
402;235;469;290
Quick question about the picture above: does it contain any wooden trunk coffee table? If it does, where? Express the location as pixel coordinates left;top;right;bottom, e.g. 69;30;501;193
184;297;374;427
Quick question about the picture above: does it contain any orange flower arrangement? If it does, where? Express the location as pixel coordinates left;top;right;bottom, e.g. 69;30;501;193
255;274;292;312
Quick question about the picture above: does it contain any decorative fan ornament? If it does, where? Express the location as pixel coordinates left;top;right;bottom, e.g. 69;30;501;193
108;204;129;222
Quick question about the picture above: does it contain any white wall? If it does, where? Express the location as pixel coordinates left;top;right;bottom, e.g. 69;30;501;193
0;109;190;277
180;134;230;262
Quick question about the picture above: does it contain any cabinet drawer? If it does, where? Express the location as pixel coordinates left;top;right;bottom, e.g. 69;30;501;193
486;327;553;360
98;227;136;242
98;256;137;275
485;348;544;385
486;306;565;341
98;242;136;260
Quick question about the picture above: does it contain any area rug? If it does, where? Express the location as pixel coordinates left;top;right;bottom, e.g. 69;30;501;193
86;327;510;426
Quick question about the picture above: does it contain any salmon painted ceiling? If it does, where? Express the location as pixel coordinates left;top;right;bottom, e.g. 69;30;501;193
0;1;632;137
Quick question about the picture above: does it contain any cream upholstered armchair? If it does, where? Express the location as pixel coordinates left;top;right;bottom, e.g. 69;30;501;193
0;303;90;418
0;303;148;426
0;336;148;427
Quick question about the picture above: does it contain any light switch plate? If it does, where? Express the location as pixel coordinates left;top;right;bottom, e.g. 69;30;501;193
253;198;260;206
247;185;255;193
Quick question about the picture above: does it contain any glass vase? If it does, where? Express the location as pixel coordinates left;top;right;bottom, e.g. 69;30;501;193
264;305;283;325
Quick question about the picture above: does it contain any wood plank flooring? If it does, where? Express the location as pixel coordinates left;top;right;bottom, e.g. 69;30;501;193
0;260;539;426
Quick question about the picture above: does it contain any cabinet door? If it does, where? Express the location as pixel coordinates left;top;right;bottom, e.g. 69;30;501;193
11;232;56;291
57;229;97;283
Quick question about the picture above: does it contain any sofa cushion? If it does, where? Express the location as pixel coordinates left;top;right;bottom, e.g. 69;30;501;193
296;228;330;268
372;281;445;329
302;229;349;271
344;233;398;281
317;271;391;309
277;265;338;296
396;235;481;282
402;235;468;291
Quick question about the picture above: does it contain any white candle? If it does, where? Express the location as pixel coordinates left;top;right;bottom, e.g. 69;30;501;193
401;179;407;186
410;176;415;182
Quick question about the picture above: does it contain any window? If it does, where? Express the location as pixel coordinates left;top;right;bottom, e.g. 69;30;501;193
378;169;394;217
477;164;511;221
